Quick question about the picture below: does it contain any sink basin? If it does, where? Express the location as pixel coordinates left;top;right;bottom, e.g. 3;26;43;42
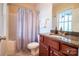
49;35;60;37
49;35;71;42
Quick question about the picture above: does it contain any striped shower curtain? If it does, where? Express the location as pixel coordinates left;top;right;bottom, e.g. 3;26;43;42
16;8;39;51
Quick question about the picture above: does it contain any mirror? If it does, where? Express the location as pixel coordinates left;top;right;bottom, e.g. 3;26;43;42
52;3;79;32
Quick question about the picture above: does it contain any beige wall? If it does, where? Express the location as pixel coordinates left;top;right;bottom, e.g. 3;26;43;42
52;3;79;32
72;8;79;32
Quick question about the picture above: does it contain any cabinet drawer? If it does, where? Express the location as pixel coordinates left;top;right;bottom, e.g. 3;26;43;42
60;44;78;56
44;37;59;50
50;48;65;56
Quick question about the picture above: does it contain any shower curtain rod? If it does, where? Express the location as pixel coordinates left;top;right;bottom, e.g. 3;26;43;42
7;3;39;14
7;3;32;10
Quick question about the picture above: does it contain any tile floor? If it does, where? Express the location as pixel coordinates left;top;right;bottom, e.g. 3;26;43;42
15;49;39;56
15;50;32;56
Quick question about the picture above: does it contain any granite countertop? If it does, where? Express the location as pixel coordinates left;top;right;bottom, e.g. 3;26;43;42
40;33;79;48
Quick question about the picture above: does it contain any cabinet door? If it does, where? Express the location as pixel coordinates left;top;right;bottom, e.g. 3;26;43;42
50;48;65;56
44;36;59;50
39;43;49;56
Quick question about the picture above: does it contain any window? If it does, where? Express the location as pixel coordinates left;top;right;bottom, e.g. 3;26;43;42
58;9;72;31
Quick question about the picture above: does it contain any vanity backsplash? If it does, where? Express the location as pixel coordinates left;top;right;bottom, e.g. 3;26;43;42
50;30;79;36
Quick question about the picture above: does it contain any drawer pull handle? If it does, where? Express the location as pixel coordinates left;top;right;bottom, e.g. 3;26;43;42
50;51;53;53
67;50;70;53
53;51;58;55
67;48;71;54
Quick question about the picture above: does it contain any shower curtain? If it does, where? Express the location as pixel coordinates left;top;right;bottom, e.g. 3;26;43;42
16;8;39;51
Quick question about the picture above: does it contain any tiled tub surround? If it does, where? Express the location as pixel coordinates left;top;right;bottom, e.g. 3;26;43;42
39;33;79;56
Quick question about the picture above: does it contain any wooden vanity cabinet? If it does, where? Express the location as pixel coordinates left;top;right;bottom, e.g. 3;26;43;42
39;35;78;56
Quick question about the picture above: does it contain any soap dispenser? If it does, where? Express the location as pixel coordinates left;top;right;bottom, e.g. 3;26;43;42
54;27;58;34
